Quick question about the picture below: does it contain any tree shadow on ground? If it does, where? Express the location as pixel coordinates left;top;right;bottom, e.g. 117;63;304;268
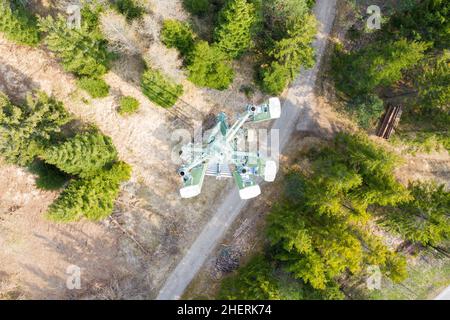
0;63;40;104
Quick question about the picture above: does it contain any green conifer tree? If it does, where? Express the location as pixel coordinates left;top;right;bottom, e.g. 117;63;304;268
387;0;449;49
0;91;70;165
214;0;256;59
333;39;428;97
269;14;317;78
0;0;40;46
380;181;450;247
267;202;364;290
42;132;118;178
187;41;234;90
161;19;196;57
261;13;317;94
219;255;281;300
46;161;131;222
416;51;450;113
38;7;110;78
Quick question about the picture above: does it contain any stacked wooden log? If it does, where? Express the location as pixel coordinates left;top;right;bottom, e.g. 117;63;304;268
376;104;402;139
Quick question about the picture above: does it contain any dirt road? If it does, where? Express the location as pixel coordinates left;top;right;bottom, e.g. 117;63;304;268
435;286;450;300
156;0;338;300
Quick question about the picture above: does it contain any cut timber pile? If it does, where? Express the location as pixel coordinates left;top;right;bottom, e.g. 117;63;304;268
376;104;402;139
214;246;241;273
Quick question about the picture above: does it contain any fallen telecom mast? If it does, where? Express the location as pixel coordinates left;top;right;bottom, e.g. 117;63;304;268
178;98;281;200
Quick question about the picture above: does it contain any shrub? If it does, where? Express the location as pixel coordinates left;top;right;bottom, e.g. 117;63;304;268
161;19;196;56
346;94;385;129
118;96;140;115
214;0;256;59
46;161;132;222
183;0;209;16
77;77;110;98
0;91;70;165
42;132;118;178
0;0;40;46
239;84;255;98
187;41;234;90
141;68;183;108
113;0;145;21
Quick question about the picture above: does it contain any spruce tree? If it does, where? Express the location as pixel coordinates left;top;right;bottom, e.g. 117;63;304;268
380;181;450;247
38;7;110;78
219;132;412;299
183;0;209;17
332;133;412;209
187;41;234;90
47;161;131;222
219;254;345;300
416;52;450;113
267;202;364;290
270;13;317;76
387;0;449;49
214;0;256;59
161;19;196;57
0;91;70;165
261;62;290;95
113;0;145;21
333;39;428;97
357;228;408;282
345;94;385;129
42;132;118;178
263;0;313;39
219;255;281;300
262;13;317;95
266;133;410;290
0;0;40;46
